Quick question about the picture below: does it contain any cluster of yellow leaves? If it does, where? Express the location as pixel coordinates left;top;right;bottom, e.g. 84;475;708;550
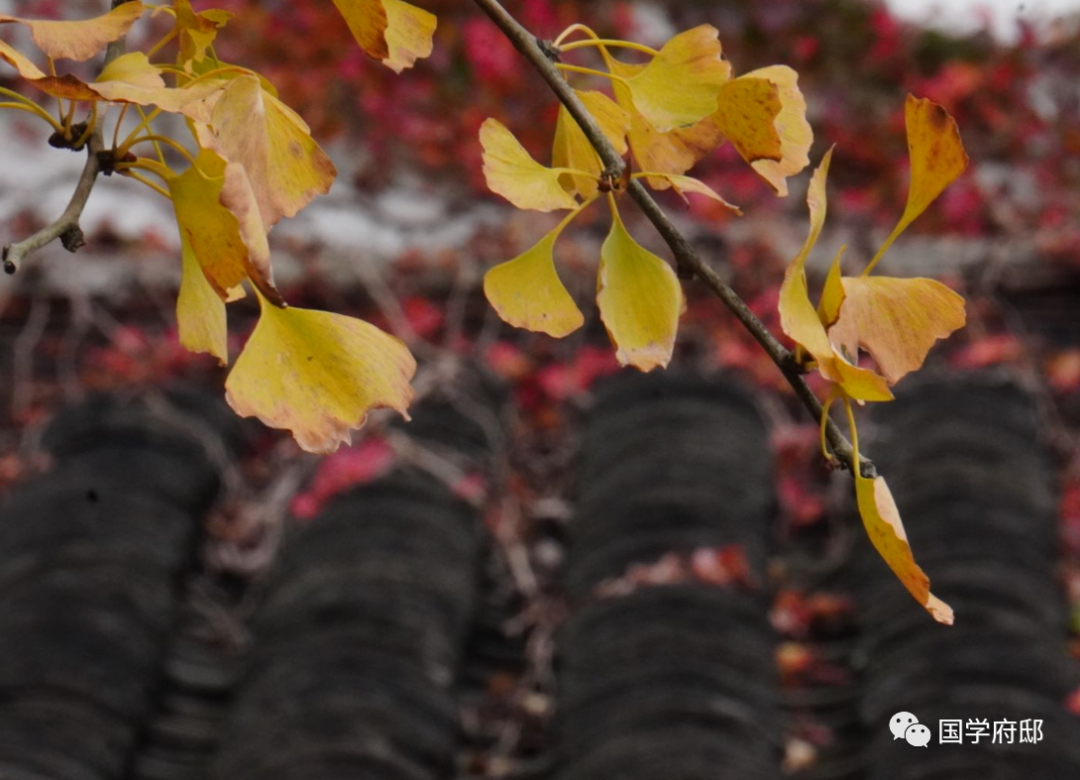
0;1;437;452
778;95;969;624
481;24;812;371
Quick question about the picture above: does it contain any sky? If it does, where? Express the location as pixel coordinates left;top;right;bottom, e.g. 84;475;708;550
886;0;1080;40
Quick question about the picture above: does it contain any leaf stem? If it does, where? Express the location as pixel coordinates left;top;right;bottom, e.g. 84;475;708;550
145;28;179;59
861;222;903;276
559;39;659;56
117;169;170;199
553;23;601;47
0;102;64;130
117;107;163;155
555;63;624;83
112;103;130;150
126;133;198;168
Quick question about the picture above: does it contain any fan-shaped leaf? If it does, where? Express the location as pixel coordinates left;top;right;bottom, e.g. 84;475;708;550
0;2;147;62
481;118;579;211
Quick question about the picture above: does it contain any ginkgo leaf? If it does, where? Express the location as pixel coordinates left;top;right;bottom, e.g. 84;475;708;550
168;149;253;298
855;472;954;624
91;52;225;119
711;76;783;165
597;208;684;371
195;75;336;228
778;149;835;369
484;214;585;338
552;91;630;199
177;235;227;365
172;0;232;66
623;25;730;132
481;118;580;212
225;295;417;454
895;94;969;236
817;247;846;328
0;2;147;62
827;276;966;385
0;39;102;101
743;66;812;197
641;173;741;213
777;150;892;401
381;0;437;74
331;0;389;61
220;162;279;305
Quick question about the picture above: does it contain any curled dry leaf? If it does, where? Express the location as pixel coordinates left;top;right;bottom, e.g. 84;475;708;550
481;118;580;212
195;75;337;229
597;209;684;371
855;472;954;625
483;214;585;338
225;297;417;455
0;2;147;62
896;94;970;237
219;163;280;305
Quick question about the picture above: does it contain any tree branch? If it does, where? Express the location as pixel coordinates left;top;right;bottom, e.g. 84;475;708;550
472;0;874;477
2;0;134;276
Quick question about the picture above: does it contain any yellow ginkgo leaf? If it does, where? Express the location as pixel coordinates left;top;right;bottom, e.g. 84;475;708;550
225;295;417;454
778;149;835;369
743;66;812;197
168;149;252;299
220;162;281;305
896;94;969;236
382;0;437;74
777;150;892;401
176;235;227;365
0;2;147;62
855;472;954;624
711;76;783;165
552;91;630;199
172;0;232;66
827;276;966;385
91;52;225;119
641;173;741;213
483;209;586;338
481;118;580;212
597;205;684;371
195;75;337;228
817;247;846;328
331;0;389;61
623;25;730;132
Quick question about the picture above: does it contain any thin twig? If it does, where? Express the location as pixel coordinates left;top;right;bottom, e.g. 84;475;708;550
471;0;874;477
2;0;135;275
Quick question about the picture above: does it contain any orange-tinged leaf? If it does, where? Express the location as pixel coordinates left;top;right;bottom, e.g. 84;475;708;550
0;39;101;101
743;66;812;197
597;211;684;371
176;236;227;365
225;297;417;454
712;76;782;164
331;0;389;61
483;217;585;338
827;276;967;385
552;91;630;199
195;75;336;228
831;354;894;402
895;95;969;236
381;0;437;73
0;2;147;62
855;473;954;624
624;25;731;131
481;118;580;212
168;149;251;298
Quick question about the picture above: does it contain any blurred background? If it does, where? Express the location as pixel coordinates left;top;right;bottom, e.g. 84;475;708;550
1;1;1080;779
